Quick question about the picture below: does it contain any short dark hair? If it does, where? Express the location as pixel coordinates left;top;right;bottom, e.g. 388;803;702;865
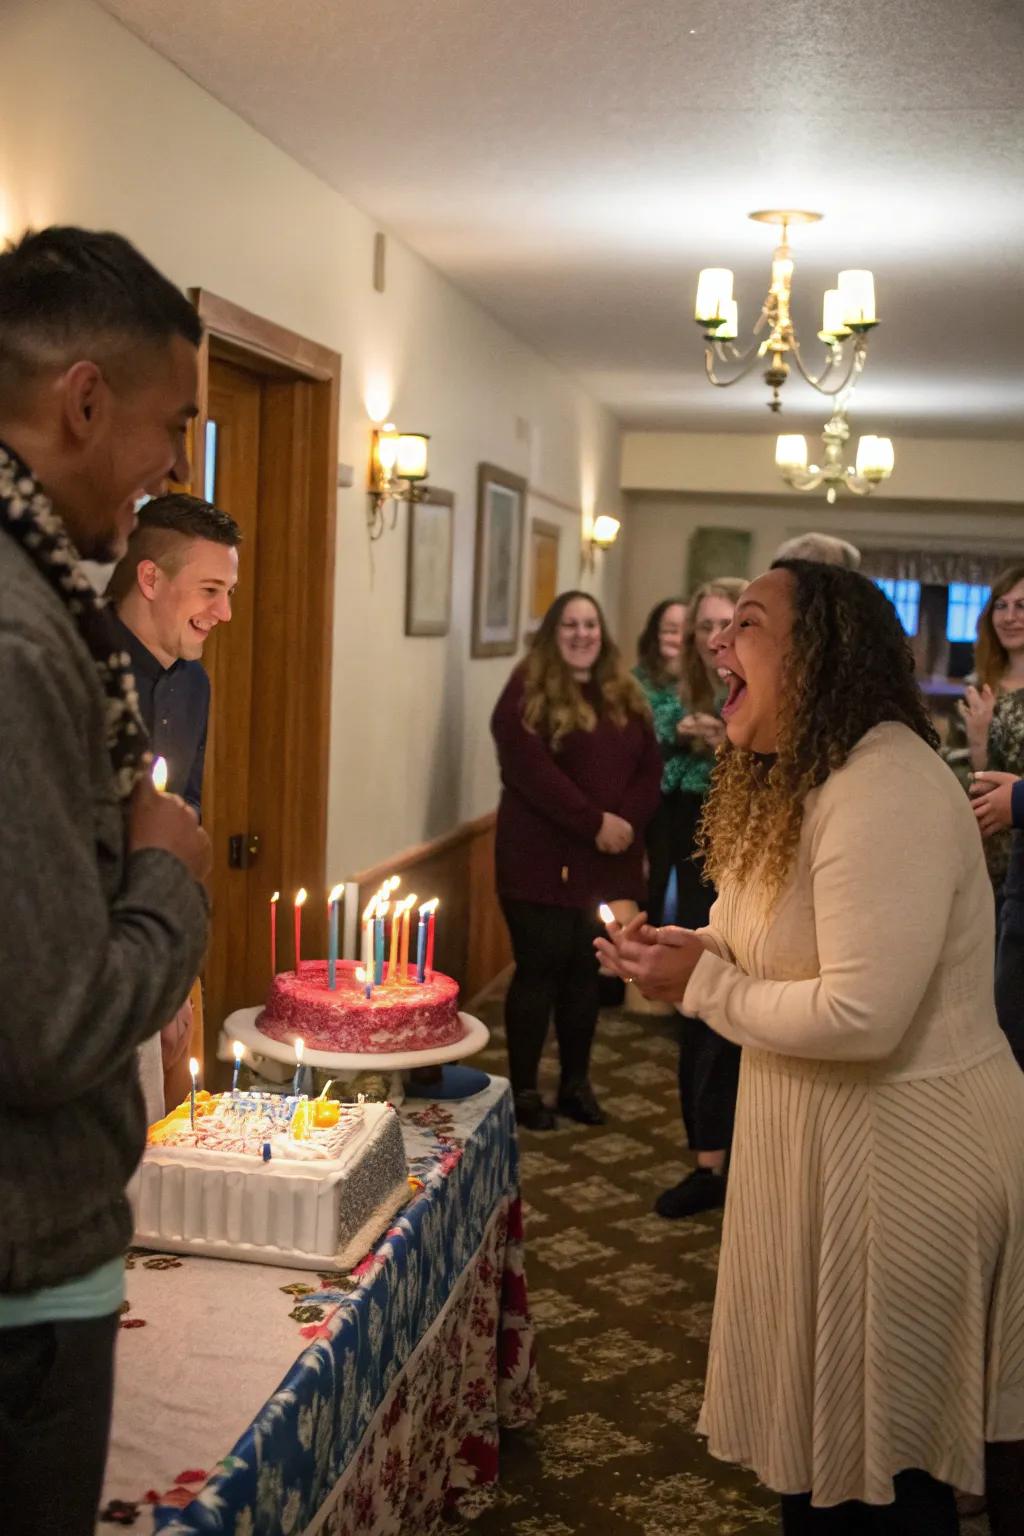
0;226;202;406
108;493;242;602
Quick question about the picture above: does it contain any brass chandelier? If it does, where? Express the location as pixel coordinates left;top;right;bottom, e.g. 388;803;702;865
694;210;880;413
775;398;894;504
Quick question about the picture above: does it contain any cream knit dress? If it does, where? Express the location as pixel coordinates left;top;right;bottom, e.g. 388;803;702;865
683;722;1024;1506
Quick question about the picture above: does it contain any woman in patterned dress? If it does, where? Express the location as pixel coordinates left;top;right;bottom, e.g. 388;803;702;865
598;560;1024;1532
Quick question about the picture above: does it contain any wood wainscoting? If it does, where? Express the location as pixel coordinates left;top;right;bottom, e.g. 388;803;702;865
350;812;511;1007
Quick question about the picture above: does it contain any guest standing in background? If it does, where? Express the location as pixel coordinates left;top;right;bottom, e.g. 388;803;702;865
633;596;687;927
972;767;1024;1069
653;577;746;1221
0;227;211;1536
958;566;1024;899
109;492;241;1115
772;531;861;568
492;590;662;1130
598;561;1024;1534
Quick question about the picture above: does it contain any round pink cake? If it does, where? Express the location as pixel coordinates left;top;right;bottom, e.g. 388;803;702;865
258;959;462;1054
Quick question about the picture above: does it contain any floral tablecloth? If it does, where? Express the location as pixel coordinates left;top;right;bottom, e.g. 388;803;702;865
97;1076;539;1535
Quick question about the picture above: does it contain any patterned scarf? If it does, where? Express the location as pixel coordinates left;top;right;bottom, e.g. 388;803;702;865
0;440;149;801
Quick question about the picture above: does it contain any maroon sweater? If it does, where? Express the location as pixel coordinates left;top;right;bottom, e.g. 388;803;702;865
491;669;663;909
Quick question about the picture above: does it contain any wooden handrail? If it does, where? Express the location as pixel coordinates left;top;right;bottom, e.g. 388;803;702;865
349;811;497;890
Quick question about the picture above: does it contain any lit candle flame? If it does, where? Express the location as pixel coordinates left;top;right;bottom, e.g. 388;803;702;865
598;903;615;925
294;888;307;908
271;890;279;904
151;756;168;793
362;896;377;923
188;1056;199;1079
355;965;365;982
233;1040;243;1062
419;897;440;915
328;882;345;904
387;875;401;894
294;1038;304;1064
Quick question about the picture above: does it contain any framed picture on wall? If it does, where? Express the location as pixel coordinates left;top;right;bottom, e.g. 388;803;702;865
686;525;753;593
472;463;527;657
405;487;454;636
525;517;560;637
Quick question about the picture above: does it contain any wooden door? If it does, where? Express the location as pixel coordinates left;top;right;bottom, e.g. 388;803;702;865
201;358;263;1043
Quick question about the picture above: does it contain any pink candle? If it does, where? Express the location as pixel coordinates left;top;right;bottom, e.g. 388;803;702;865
426;906;437;978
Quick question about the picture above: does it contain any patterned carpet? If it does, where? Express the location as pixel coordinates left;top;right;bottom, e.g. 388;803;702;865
461;993;991;1536
462;993;780;1536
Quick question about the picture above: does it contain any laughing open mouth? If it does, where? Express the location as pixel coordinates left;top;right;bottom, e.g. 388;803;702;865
720;669;748;719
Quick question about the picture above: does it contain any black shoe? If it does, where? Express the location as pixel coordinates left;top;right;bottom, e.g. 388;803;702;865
514;1090;557;1131
654;1167;726;1219
556;1083;607;1125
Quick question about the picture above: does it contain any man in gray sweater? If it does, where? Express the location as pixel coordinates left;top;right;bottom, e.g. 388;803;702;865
0;228;212;1535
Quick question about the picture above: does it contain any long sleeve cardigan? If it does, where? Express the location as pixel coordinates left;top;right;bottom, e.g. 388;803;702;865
491;667;662;909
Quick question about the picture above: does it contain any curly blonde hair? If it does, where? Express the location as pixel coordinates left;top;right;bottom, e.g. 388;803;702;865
521;589;648;749
682;578;748;712
974;564;1024;691
698;561;939;906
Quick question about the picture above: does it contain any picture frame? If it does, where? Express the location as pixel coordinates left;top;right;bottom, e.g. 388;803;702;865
686;526;753;593
405;487;454;637
525;517;561;637
472;463;527;657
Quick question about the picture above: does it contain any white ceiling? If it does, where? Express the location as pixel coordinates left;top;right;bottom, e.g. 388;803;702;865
99;0;1024;439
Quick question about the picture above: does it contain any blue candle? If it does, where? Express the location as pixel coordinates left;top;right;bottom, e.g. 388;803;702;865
327;883;343;990
231;1040;243;1093
374;909;386;985
292;1038;304;1097
415;909;428;983
662;866;679;926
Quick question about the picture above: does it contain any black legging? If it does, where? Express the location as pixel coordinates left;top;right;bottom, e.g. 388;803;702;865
780;1469;956;1533
645;789;712;928
500;899;600;1094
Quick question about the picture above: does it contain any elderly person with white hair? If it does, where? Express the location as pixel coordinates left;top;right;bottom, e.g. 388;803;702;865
773;532;861;569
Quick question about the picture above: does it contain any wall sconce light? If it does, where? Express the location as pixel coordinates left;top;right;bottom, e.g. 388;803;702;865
368;424;431;539
582;513;621;569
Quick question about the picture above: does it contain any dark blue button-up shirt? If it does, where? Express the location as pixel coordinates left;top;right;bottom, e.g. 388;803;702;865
112;614;210;816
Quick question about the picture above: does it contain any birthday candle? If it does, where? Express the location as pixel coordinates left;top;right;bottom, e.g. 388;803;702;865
356;964;371;1000
189;1056;199;1130
374;899;387;986
327;883;344;989
426;898;438;978
294;888;307;973
231;1039;243;1093
270;891;279;975
415;904;428;984
361;897;376;994
387;894;401;982
293;1037;304;1097
399;894;417;981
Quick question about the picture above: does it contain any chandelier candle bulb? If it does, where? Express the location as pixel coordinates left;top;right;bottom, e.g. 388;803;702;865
695;267;734;324
838;269;877;327
270;891;279;976
231;1040;243;1094
821;288;852;340
293;888;307;972
855;435;895;480
776;434;809;472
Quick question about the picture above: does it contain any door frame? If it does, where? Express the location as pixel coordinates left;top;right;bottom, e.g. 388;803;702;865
187;290;341;1060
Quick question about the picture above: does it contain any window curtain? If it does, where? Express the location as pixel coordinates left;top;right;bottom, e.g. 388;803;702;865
858;547;1023;585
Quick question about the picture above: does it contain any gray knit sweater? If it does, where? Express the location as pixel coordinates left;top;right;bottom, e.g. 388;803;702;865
0;531;209;1293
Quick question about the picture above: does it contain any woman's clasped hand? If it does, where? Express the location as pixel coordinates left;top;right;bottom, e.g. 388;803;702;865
595;911;707;1001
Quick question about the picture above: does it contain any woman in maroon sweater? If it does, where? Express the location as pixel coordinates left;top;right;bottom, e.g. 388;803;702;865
491;590;662;1130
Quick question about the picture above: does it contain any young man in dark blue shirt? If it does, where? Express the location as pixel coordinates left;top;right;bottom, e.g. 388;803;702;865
109;494;241;1111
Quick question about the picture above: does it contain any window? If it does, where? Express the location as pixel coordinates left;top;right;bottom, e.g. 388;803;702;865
873;577;921;636
946;582;990;643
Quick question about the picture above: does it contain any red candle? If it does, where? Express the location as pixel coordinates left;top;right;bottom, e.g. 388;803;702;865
270;890;279;975
426;904;437;978
294;888;307;973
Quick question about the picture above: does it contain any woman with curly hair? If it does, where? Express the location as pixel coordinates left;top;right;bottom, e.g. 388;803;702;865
492;589;662;1130
597;561;1024;1532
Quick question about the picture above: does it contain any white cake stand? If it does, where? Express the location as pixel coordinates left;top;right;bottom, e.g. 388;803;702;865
219;1008;489;1103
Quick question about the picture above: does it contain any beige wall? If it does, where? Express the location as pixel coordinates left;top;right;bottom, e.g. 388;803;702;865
1;0;624;876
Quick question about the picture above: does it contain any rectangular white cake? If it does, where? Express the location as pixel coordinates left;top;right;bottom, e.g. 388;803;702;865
132;1094;409;1271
